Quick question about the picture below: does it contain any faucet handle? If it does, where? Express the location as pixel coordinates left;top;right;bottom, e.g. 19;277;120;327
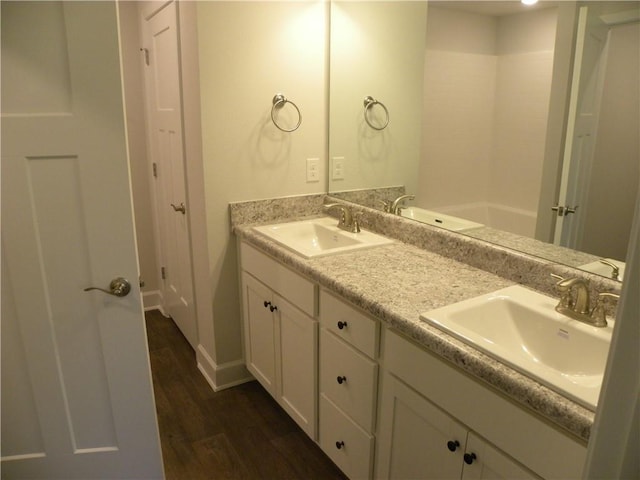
550;273;566;284
352;212;362;233
590;292;620;327
550;274;573;308
378;199;391;213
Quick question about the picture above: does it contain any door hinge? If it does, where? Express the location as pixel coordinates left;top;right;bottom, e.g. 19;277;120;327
140;47;150;66
161;267;166;280
152;162;158;178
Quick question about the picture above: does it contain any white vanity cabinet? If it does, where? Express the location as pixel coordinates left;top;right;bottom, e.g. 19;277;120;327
377;371;539;479
240;243;317;438
377;330;587;480
318;290;380;480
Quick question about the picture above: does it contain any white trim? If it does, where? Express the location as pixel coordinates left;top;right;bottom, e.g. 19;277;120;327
584;195;640;478
142;290;164;313
196;345;253;392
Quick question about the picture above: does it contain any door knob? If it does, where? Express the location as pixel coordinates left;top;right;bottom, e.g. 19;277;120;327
84;277;132;297
171;202;186;214
551;204;578;217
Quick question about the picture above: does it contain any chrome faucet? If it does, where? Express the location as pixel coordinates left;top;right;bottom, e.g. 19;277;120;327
389;194;415;215
550;274;619;327
323;203;361;233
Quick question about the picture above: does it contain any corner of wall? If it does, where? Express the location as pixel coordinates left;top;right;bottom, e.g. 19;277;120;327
196;345;253;392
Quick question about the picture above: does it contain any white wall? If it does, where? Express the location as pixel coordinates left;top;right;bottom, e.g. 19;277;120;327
197;1;328;365
581;22;639;260
489;7;557;214
419;6;496;208
329;1;427;194
419;6;557;236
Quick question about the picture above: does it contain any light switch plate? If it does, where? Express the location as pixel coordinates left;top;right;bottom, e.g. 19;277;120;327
332;156;345;180
306;158;320;182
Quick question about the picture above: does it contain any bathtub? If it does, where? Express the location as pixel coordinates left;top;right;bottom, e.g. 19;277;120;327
400;207;484;232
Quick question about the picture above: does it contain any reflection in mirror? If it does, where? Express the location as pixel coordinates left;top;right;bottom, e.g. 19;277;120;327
329;1;639;282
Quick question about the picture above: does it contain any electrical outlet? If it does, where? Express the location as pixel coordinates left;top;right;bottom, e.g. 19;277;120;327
332;156;345;180
306;158;319;182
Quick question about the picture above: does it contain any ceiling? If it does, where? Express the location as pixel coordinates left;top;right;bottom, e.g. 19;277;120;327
430;0;561;17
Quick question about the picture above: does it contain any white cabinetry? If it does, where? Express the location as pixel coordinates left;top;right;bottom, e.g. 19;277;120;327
240;243;317;438
377;330;587;480
238;241;588;480
377;372;539;479
318;290;379;479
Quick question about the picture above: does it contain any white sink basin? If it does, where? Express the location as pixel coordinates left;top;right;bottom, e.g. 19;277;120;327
253;217;393;258
400;207;484;232
420;285;613;410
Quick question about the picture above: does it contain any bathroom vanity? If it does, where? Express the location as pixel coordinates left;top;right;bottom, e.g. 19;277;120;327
232;196;618;480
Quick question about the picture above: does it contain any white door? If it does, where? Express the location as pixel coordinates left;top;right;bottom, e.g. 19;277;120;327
554;5;608;249
1;2;164;478
140;1;197;348
242;273;277;396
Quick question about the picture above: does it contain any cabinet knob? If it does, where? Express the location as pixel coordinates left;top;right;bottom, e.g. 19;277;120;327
447;440;460;452
264;301;271;308
337;320;348;330
270;305;278;312
336;375;347;385
463;452;477;465
336;441;345;450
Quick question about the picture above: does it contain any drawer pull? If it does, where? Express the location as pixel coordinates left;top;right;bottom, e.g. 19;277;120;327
463;452;477;465
447;440;460;452
336;441;345;450
337;320;348;330
336;375;347;385
270;304;278;312
264;300;271;308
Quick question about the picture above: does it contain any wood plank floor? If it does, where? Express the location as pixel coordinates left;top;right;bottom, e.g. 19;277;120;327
145;310;348;480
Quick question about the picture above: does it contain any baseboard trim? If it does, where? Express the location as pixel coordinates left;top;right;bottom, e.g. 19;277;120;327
142;290;164;313
196;345;253;392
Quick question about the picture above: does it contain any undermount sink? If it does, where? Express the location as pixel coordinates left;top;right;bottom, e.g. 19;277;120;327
419;285;613;410
253;216;394;258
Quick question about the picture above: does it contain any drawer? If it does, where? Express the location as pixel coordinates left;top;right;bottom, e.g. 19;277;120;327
320;289;378;358
320;394;374;480
320;329;377;432
241;242;316;316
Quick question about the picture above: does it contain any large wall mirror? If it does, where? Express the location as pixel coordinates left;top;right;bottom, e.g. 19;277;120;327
328;0;639;282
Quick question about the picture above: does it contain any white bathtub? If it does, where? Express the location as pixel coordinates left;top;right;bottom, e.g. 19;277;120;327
400;207;484;232
432;202;537;237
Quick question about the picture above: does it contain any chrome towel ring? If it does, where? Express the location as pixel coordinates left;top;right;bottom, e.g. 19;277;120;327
363;96;389;130
271;93;302;132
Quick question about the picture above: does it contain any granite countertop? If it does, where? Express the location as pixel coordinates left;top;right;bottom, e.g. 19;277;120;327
235;222;595;443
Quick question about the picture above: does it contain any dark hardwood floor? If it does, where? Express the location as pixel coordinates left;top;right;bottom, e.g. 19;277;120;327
145;310;347;480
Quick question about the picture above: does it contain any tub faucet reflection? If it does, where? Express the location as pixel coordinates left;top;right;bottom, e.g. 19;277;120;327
390;194;415;215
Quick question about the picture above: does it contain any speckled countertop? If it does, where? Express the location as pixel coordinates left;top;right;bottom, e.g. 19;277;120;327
234;220;596;443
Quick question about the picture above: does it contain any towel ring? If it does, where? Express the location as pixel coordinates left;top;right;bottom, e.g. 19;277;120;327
363;96;389;130
271;94;302;132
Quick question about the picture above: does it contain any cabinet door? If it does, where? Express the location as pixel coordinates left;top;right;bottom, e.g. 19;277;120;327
461;433;540;480
277;294;317;439
376;373;467;480
242;273;277;396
